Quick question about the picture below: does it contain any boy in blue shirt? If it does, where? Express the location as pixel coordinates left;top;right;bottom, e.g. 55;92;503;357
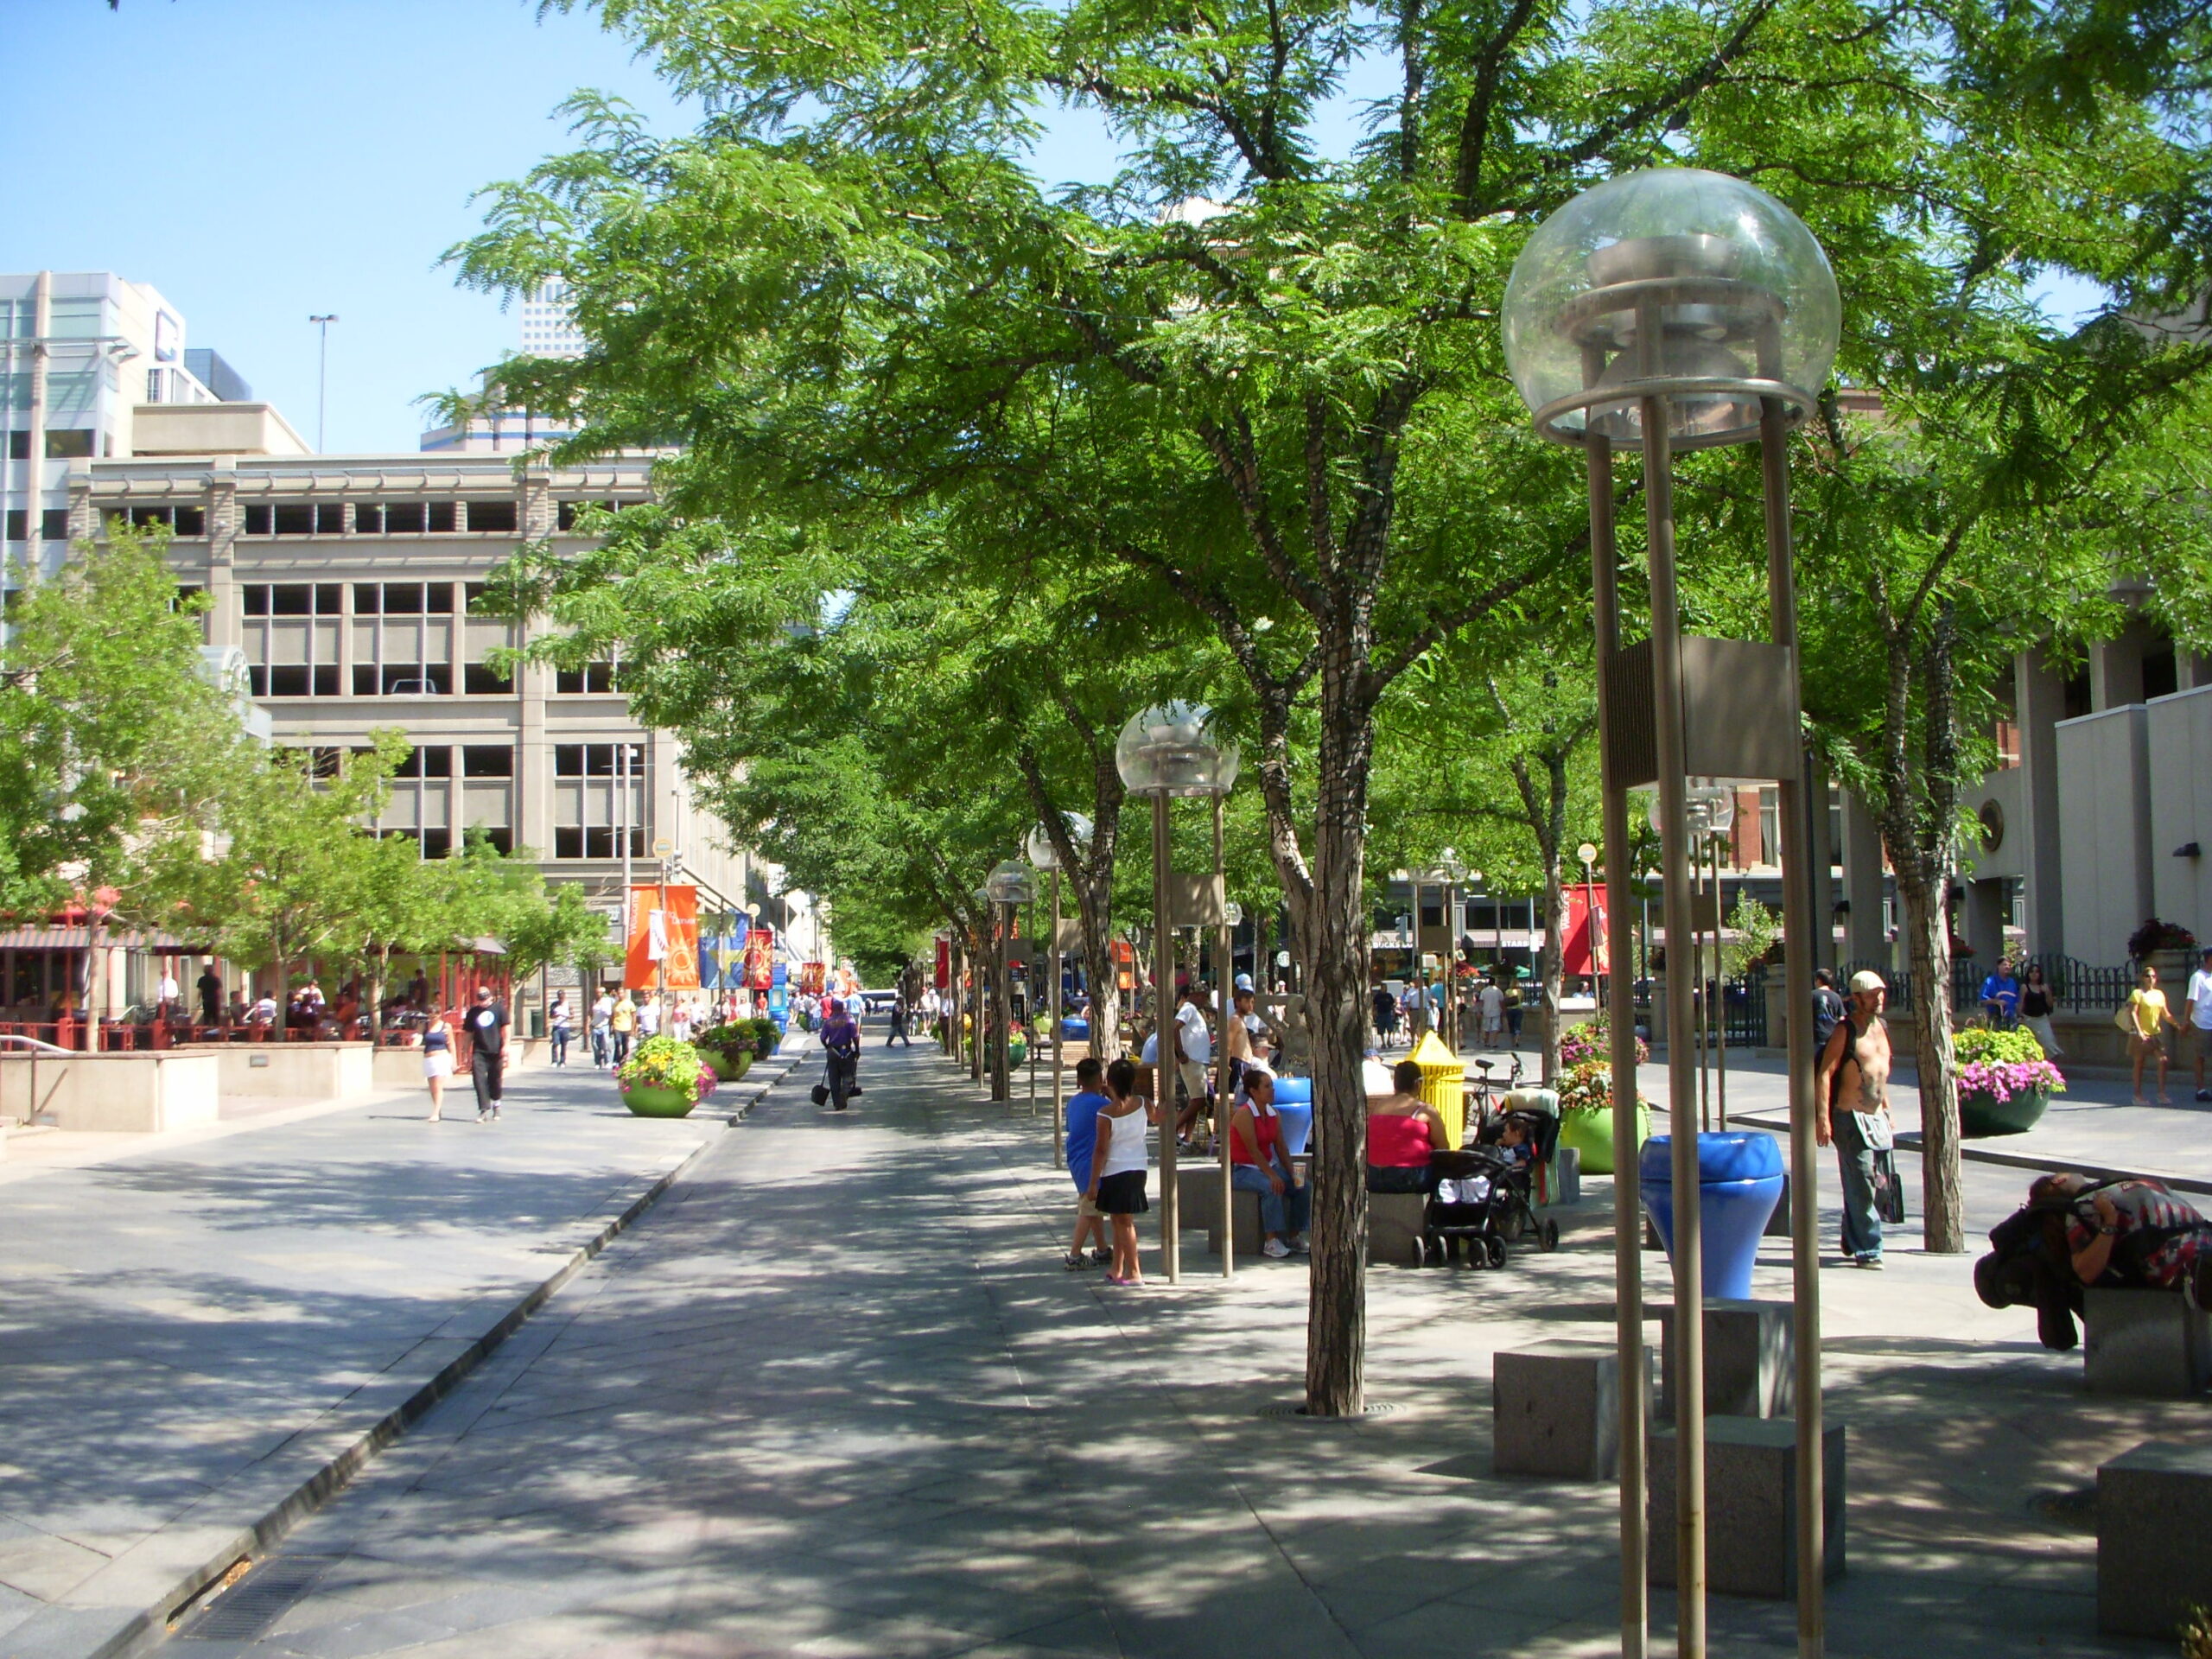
1065;1056;1113;1269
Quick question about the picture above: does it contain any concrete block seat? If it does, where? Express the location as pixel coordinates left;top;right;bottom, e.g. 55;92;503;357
2098;1440;2212;1637
2082;1287;2212;1397
1649;1415;1846;1599
1660;1298;1796;1421
1493;1341;1652;1480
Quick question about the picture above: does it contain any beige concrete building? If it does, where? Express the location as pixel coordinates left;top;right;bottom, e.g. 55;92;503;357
68;442;759;947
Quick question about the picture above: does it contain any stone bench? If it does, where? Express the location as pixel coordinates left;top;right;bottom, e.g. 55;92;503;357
2082;1287;2212;1397
1494;1341;1651;1480
1648;1416;1846;1598
2098;1440;2212;1637
1660;1299;1795;1421
1368;1189;1427;1265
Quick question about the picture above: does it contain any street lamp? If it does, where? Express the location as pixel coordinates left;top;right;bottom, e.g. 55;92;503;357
1506;167;1839;1659
1577;841;1602;1010
984;859;1035;1105
1416;849;1470;1048
1027;813;1094;1169
308;315;338;452
1116;701;1239;1284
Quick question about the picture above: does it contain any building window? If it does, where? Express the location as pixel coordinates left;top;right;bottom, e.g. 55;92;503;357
556;499;618;531
41;509;68;541
462;746;514;779
429;501;458;533
5;431;26;461
3;510;22;542
395;746;453;779
463;662;513;694
555;662;617;694
465;499;518;533
44;429;94;459
242;585;341;699
126;505;207;537
386;503;428;534
353;582;454;615
553;741;645;859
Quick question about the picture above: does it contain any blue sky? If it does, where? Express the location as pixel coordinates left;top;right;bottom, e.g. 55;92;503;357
3;1;2094;453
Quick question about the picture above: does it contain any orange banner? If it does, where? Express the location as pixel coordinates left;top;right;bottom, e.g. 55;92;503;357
625;884;701;991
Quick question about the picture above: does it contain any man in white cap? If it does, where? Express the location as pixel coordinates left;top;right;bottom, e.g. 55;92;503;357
1815;969;1895;1268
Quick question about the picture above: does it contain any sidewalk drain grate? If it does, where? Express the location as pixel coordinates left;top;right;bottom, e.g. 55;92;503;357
1257;1402;1401;1420
180;1554;338;1641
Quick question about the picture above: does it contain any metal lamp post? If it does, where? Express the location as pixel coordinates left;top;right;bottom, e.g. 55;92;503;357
1115;702;1240;1286
1423;849;1469;1048
1027;813;1094;1171
1578;842;1602;1009
969;886;994;1084
984;861;1035;1106
1504;167;1840;1659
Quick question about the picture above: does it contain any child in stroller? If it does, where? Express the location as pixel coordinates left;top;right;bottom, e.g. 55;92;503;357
1414;1106;1561;1268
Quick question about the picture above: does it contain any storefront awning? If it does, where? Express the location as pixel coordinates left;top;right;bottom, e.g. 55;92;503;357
0;927;204;951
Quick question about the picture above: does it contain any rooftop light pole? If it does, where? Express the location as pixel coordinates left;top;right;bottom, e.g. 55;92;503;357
1116;702;1239;1285
1505;167;1840;1659
308;315;338;452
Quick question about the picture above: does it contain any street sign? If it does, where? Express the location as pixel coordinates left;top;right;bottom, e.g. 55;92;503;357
652;837;673;858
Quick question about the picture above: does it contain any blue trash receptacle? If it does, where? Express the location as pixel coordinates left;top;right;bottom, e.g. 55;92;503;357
1641;1132;1785;1301
1270;1077;1313;1155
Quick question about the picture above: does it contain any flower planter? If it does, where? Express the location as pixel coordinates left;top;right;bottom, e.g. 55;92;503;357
1009;1035;1029;1066
1961;1085;2049;1139
703;1049;753;1084
621;1084;698;1118
1641;1132;1784;1301
1557;1102;1651;1176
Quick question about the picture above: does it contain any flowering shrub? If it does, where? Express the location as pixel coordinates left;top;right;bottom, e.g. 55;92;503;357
694;1021;756;1060
618;1034;718;1107
1559;1014;1649;1070
1953;1025;2065;1103
1555;1058;1656;1116
2128;917;2198;958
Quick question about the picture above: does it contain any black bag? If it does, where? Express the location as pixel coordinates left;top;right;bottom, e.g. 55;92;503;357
810;1082;830;1106
1873;1149;1907;1224
846;1081;862;1097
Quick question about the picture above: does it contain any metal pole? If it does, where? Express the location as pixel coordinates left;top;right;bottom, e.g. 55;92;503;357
1589;430;1649;1659
1214;792;1234;1281
1052;869;1065;1170
309;315;337;452
1027;892;1039;1120
1696;846;1710;1132
1643;383;1707;1659
619;735;632;1007
994;902;1012;1103
1154;792;1179;1282
1715;836;1730;1134
1762;395;1827;1659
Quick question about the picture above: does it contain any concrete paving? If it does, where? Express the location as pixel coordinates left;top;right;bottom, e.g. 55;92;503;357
133;1042;2200;1659
0;1050;791;1659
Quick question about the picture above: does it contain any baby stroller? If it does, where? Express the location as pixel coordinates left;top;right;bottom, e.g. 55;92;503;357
1414;1104;1561;1268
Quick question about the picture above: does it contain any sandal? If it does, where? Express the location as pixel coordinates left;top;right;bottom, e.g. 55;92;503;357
1063;1252;1093;1271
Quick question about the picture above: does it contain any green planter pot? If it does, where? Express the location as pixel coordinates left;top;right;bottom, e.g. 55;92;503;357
703;1049;753;1083
1009;1036;1029;1066
1557;1103;1651;1176
621;1084;699;1119
1961;1087;2049;1139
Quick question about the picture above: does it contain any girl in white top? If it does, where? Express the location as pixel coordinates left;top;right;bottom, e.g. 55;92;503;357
1087;1056;1160;1285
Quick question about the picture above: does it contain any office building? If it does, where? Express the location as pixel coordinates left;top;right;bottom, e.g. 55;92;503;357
418;282;586;454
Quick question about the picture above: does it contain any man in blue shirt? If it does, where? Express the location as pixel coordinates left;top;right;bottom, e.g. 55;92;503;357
1064;1056;1113;1269
1980;959;2022;1027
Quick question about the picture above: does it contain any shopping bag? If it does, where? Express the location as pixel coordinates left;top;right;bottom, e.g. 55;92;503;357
1873;1149;1908;1224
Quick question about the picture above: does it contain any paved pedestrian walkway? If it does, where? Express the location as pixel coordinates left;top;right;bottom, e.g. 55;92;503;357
142;1045;2195;1658
0;1054;767;1659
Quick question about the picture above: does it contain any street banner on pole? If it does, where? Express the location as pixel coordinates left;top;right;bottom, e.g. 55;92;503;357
626;884;701;991
1561;883;1607;977
745;925;777;990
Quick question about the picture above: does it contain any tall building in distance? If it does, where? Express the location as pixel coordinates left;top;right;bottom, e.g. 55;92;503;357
3;270;301;585
418;282;588;454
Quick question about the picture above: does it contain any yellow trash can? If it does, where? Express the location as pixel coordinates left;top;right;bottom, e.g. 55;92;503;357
1408;1029;1466;1148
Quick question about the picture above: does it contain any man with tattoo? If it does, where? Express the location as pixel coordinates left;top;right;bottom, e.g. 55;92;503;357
1815;968;1895;1269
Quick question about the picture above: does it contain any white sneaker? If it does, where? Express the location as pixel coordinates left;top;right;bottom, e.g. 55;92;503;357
1262;1238;1291;1259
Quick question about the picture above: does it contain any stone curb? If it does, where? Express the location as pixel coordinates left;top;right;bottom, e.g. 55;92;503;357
1728;1107;2212;1198
7;1071;796;1659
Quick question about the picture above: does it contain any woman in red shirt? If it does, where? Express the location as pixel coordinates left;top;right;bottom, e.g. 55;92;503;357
1229;1066;1310;1259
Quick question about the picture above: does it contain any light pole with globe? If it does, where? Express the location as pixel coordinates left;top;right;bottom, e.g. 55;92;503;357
1027;813;1094;1170
984;860;1036;1106
1504;167;1839;1659
1115;702;1239;1286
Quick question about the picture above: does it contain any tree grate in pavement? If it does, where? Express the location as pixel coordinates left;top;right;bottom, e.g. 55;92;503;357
1256;1401;1402;1419
177;1554;340;1642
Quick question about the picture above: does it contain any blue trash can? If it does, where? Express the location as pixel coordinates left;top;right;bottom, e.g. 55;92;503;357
1640;1132;1784;1301
1271;1077;1313;1156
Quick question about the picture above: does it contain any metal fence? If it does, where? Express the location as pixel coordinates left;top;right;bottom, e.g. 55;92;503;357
1835;954;2143;1020
1725;968;1768;1047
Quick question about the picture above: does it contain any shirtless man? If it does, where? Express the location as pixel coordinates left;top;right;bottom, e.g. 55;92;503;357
1815;968;1895;1269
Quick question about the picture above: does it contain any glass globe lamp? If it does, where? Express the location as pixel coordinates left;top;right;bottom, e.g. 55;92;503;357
1024;812;1095;871
1503;168;1840;450
1643;779;1738;838
1115;702;1241;797
984;859;1036;907
1224;900;1244;928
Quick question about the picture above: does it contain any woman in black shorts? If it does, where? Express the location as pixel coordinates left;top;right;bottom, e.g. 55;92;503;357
1087;1056;1157;1285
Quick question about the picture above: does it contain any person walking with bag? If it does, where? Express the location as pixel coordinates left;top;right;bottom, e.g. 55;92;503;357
548;993;574;1067
819;996;861;1111
609;992;636;1065
1816;969;1896;1269
465;986;509;1123
589;989;613;1069
2123;963;2177;1106
2020;962;2063;1061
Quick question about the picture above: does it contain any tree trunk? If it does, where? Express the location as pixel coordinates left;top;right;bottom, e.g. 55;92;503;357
1539;852;1567;1084
1898;869;1965;1249
1304;653;1376;1418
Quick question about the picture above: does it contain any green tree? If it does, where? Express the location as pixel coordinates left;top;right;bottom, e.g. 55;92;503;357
460;0;2212;1408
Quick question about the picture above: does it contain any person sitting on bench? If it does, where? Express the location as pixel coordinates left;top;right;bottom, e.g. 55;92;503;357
1366;1059;1450;1193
